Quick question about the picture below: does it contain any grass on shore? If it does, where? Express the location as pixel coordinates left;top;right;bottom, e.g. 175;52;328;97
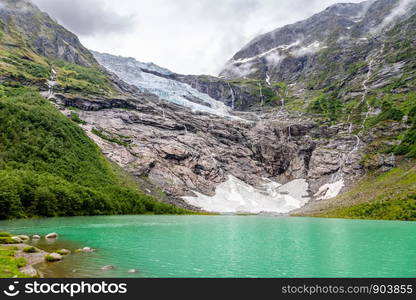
0;233;30;278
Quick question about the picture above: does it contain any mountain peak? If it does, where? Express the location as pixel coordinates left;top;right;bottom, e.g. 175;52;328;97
0;0;96;66
219;0;415;82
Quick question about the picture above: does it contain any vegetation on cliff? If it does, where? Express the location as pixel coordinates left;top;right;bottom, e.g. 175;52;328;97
0;85;189;219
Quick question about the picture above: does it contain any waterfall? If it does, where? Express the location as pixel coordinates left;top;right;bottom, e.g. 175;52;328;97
345;42;386;134
157;98;166;119
333;41;386;185
359;58;375;129
47;69;57;100
227;83;236;110
318;41;386;201
276;83;287;109
258;83;264;106
266;73;271;86
361;43;386;129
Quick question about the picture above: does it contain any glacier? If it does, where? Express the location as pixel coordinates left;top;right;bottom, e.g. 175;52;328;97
92;51;232;117
183;176;310;214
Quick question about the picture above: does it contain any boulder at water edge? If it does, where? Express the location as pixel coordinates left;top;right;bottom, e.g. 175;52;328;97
46;233;58;239
45;253;63;262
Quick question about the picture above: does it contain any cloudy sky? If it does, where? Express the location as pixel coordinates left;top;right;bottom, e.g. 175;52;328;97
32;0;364;75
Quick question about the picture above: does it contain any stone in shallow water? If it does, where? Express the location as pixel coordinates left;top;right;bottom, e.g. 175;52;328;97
32;235;41;240
56;249;71;255
45;233;58;239
45;253;63;262
101;265;115;270
127;269;138;273
17;235;30;241
11;236;23;243
20;266;38;277
75;247;96;253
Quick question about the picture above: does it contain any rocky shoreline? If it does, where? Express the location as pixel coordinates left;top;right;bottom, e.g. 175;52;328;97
1;233;93;278
3;233;65;277
2;232;140;278
13;243;48;277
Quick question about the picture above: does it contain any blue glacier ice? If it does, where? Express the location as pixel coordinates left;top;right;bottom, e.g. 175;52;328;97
92;51;232;117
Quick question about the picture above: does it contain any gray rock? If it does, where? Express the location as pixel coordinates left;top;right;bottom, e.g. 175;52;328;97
76;247;96;253
45;253;63;262
19;266;38;277
82;247;96;253
45;233;58;239
55;89;387;207
17;235;30;241
11;236;23;243
57;249;71;255
127;269;138;273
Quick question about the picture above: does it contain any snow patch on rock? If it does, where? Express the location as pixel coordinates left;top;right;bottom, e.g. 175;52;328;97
183;175;310;214
314;179;344;201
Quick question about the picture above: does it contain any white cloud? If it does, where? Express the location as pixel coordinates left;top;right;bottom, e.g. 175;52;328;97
31;0;365;75
292;41;323;57
265;51;283;66
32;0;135;36
222;61;257;78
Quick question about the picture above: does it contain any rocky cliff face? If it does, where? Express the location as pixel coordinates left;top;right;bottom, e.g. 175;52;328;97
52;92;357;209
51;78;407;212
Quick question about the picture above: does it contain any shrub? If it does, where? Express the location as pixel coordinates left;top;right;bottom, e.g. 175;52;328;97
70;112;86;125
92;128;129;147
56;249;70;255
392;104;416;158
23;247;38;253
308;93;343;122
15;257;27;268
0;237;18;244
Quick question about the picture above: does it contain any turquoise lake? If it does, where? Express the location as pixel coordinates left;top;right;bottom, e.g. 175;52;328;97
1;215;416;278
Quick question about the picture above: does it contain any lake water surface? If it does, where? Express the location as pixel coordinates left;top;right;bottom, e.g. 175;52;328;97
1;215;415;278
